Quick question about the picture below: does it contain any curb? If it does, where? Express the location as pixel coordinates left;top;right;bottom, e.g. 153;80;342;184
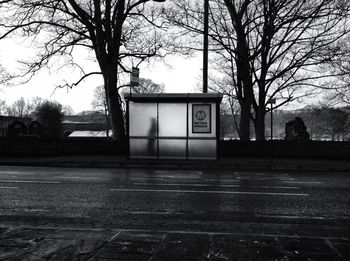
0;158;349;173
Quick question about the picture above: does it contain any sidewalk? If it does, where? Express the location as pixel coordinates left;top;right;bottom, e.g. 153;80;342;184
2;226;349;261
0;154;349;172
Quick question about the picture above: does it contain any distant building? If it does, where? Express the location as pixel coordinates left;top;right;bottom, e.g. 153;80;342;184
0;116;32;137
62;114;109;137
28;121;42;137
1;114;109;138
68;130;112;138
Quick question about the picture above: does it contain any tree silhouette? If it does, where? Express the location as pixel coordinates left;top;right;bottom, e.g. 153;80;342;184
167;0;350;140
0;0;168;140
35;101;64;139
132;78;165;93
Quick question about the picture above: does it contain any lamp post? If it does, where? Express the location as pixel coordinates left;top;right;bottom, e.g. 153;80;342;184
203;0;209;93
152;0;208;92
268;98;276;140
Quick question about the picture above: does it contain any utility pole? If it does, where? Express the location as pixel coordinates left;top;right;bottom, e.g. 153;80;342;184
268;98;276;140
203;0;209;93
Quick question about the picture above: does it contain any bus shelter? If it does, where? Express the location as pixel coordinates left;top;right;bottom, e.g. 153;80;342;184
125;93;222;160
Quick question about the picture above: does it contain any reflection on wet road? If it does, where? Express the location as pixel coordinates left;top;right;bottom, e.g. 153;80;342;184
0;165;349;240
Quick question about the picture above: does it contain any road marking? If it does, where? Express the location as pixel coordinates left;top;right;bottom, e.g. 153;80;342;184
133;183;300;189
279;178;296;181
204;178;239;182
2;225;349;240
133;182;238;187
282;181;322;184
130;177;202;181
56;176;105;180
255;214;337;220
151;175;200;179
0;186;18;189
238;185;300;189
125;210;183;215
0;180;61;184
237;177;278;180
5;226;347;240
110;188;308;196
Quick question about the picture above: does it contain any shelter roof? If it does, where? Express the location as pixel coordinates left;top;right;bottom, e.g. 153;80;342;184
124;93;223;102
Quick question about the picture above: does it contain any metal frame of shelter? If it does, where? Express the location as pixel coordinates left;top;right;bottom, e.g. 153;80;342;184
125;93;223;160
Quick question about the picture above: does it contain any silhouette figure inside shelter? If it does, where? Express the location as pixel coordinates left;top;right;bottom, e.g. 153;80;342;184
147;118;157;157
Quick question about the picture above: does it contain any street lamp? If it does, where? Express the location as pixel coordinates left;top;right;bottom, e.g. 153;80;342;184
268;98;276;140
152;0;208;92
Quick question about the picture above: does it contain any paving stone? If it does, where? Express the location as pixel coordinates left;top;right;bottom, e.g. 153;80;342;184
0;226;111;261
151;233;210;261
278;237;341;261
94;231;165;261
330;239;350;261
208;235;286;261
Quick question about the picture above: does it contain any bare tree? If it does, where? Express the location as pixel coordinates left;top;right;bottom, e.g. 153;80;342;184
91;85;110;137
167;0;350;140
311;106;349;141
0;99;7;115
320;35;350;105
0;64;13;86
6;97;32;117
0;0;170;140
132;78;165;93
31;97;44;108
35;100;64;139
62;105;74;116
209;74;241;138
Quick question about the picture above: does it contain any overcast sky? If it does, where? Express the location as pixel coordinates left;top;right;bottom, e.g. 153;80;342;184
0;36;202;113
0;34;318;114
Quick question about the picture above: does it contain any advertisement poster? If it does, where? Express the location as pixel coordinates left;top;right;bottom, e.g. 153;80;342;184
192;104;211;133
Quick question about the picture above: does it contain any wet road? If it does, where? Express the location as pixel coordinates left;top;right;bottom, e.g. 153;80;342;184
0;166;349;260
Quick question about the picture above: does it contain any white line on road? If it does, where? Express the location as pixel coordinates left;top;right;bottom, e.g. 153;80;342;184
132;183;300;189
203;178;239;182
255;214;337;220
6;226;347;240
282;181;322;184
0;186;18;189
134;175;201;180
20;226;350;240
155;170;202;175
55;176;105;180
110;188;308;196
132;182;237;187
130;177;177;181
0;180;61;184
125;210;183;215
237;177;279;180
233;185;300;189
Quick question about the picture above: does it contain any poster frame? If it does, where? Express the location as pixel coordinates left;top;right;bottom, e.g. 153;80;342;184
192;103;211;134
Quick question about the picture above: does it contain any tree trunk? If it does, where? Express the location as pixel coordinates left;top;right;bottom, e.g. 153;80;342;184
104;72;126;141
239;100;251;141
235;23;254;141
254;109;266;141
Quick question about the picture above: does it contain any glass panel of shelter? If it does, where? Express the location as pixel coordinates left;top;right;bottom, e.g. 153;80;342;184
129;102;158;159
128;101;217;160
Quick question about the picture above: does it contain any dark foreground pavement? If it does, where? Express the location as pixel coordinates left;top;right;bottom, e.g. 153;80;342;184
0;159;349;260
2;226;349;260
